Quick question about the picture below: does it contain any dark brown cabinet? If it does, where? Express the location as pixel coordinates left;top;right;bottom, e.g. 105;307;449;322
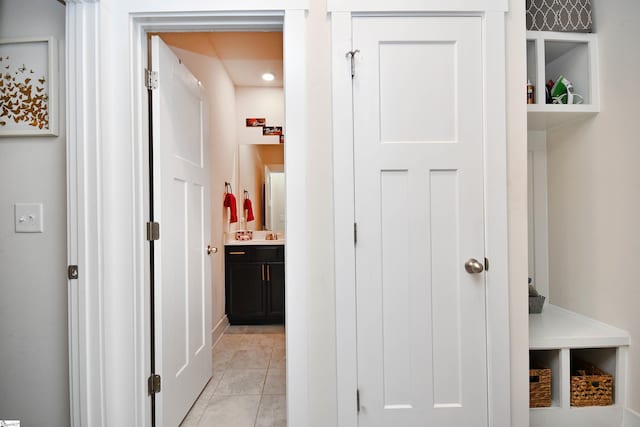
225;245;285;324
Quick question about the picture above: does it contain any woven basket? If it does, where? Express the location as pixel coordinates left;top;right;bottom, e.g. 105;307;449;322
529;295;546;314
530;359;552;408
571;359;613;407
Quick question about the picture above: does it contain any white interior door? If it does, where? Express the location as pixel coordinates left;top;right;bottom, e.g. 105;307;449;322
352;16;488;427
151;35;212;427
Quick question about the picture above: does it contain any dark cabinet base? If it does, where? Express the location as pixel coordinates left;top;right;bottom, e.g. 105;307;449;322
225;245;285;325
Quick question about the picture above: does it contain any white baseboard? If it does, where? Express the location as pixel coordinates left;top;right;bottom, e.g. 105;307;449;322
211;315;229;349
624;408;640;427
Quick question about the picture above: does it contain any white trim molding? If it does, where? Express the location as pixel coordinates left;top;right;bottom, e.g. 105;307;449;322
281;9;309;427
331;6;510;427
330;11;358;427
483;11;512;426
327;0;508;13
65;2;105;427
211;316;229;348
66;4;309;427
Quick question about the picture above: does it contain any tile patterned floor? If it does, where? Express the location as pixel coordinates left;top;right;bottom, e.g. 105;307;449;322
180;325;286;427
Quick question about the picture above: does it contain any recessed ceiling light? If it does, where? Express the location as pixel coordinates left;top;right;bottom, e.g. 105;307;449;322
262;72;275;82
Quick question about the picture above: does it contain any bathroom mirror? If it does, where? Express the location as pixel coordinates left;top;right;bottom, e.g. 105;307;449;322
238;143;284;231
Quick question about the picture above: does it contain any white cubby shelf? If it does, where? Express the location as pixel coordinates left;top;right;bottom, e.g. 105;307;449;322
527;31;600;130
529;304;630;427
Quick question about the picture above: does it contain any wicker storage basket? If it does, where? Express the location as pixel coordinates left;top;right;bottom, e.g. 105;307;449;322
571;359;613;406
530;358;552;408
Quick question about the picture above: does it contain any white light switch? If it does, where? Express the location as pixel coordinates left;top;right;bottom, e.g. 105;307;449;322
15;203;44;233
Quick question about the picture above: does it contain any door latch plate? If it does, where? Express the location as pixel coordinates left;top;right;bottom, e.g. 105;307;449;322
68;265;79;280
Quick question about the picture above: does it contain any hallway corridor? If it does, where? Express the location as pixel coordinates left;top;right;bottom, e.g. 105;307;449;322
181;325;286;427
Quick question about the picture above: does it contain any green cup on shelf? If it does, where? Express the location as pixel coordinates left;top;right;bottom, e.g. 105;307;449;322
551;75;584;105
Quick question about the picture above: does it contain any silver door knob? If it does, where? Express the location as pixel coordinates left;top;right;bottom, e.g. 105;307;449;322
207;245;218;255
465;258;484;274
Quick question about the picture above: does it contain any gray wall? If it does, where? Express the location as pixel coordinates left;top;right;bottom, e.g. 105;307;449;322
0;1;69;426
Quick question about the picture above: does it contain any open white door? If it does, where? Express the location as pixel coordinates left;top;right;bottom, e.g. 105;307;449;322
352;17;488;426
151;35;212;427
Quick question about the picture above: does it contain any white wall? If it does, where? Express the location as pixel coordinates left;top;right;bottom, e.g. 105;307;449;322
236;86;284;145
164;45;238;338
546;0;640;412
528;130;550;299
304;2;339;424
505;0;530;425
0;1;69;426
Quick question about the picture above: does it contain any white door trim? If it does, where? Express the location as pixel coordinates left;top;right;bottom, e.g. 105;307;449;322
66;4;308;427
327;0;508;13
65;2;105;426
331;9;511;427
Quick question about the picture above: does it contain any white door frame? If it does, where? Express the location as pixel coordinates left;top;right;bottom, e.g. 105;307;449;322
65;2;308;426
329;2;511;426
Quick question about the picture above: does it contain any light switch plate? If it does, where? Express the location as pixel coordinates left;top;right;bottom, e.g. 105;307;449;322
15;203;44;233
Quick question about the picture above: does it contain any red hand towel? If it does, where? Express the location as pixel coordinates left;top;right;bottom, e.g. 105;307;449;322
223;193;238;223
244;198;255;222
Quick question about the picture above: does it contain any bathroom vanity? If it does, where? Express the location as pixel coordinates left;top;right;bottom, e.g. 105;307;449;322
224;241;285;324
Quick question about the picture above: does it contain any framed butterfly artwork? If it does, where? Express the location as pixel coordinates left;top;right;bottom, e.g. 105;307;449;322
0;37;58;137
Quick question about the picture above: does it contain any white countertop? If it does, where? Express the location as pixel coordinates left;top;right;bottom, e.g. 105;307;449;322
225;239;285;246
529;304;630;350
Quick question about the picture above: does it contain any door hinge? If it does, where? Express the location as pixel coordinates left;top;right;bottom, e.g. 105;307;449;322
148;374;161;395
68;265;79;280
354;222;358;244
145;69;158;90
146;222;160;241
346;49;360;78
357;389;361;412
484;257;490;271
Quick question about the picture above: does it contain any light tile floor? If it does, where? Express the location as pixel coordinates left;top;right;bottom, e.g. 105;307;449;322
180;325;286;427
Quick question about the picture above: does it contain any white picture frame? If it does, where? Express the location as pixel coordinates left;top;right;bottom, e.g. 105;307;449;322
0;37;58;137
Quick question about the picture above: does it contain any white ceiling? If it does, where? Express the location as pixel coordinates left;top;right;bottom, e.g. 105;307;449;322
159;32;283;87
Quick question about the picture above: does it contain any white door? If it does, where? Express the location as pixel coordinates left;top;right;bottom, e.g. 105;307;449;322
151;35;212;427
353;17;488;426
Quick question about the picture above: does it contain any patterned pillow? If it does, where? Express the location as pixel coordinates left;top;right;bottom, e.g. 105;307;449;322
526;0;592;33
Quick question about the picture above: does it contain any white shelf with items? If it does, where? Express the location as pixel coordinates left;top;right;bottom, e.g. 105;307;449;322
527;31;600;130
529;304;630;427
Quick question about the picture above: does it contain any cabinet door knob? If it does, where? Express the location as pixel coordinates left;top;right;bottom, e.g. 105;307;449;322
464;258;484;274
207;245;218;255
